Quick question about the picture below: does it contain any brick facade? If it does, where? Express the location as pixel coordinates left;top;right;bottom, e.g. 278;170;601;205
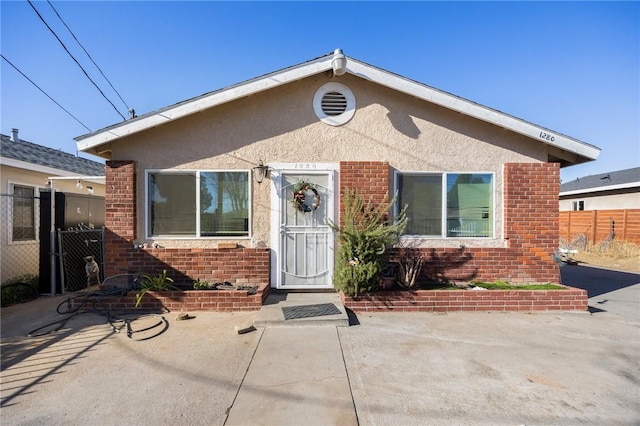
102;160;563;311
104;161;270;289
339;161;561;285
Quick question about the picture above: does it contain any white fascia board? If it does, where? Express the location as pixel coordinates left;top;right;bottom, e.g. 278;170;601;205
0;156;104;181
76;56;334;152
560;181;640;196
346;60;601;161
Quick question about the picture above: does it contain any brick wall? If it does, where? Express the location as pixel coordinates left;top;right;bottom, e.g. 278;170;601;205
342;161;561;285
341;287;588;312
339;161;390;224
104;161;270;289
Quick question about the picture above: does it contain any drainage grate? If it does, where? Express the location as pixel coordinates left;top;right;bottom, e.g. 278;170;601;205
282;303;342;320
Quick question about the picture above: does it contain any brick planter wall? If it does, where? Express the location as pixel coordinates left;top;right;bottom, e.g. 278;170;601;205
341;286;588;313
73;282;270;312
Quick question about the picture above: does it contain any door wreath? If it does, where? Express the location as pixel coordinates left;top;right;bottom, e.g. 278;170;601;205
291;181;321;213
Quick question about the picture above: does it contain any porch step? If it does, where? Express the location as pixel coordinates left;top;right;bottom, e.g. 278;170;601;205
253;292;350;328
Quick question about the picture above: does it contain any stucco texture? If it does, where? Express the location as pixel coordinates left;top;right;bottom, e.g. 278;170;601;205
108;73;546;247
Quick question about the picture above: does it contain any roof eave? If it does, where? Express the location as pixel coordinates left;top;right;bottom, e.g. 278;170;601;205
75;54;336;154
560;181;640;196
76;53;601;166
345;60;600;165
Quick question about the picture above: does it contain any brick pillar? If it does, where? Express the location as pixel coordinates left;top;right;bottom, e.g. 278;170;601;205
504;162;560;283
339;161;390;224
105;161;136;275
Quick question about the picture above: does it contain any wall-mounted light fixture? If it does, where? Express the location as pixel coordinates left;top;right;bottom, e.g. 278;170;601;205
76;180;83;189
252;160;269;184
331;48;347;76
86;186;94;195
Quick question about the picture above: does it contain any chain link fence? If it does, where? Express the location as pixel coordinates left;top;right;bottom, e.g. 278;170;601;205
58;228;105;293
1;193;41;285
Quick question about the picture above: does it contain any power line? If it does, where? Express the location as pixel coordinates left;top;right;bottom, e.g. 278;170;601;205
26;0;126;121
46;0;132;113
1;54;92;132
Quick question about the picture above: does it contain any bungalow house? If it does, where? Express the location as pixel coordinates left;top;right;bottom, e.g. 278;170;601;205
75;49;600;291
1;129;105;284
560;167;640;211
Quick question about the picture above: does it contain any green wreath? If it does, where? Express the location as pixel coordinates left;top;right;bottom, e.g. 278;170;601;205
291;181;321;213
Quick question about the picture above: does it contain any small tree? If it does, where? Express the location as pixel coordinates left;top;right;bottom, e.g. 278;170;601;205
329;190;407;297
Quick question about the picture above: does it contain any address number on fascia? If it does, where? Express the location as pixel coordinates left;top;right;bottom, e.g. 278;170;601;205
539;131;556;142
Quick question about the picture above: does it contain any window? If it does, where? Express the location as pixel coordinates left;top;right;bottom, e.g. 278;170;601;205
147;171;249;237
12;184;36;241
397;172;493;238
572;200;584;211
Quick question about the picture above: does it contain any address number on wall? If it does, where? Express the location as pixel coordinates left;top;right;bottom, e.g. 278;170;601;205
293;163;319;169
539;131;556;142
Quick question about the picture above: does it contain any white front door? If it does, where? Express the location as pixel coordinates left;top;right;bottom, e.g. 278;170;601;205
271;165;336;290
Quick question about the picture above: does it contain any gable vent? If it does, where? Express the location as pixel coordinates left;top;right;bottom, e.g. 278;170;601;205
321;92;347;116
313;82;356;126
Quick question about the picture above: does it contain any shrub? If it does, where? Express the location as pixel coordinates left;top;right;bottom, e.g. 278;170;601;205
1;274;39;307
329;190;407;297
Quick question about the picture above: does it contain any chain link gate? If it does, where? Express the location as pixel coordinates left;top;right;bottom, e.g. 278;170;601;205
58;228;105;293
1;193;41;285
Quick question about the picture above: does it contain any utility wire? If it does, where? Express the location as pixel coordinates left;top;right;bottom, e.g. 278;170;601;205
1;54;92;132
27;0;126;121
46;0;132;112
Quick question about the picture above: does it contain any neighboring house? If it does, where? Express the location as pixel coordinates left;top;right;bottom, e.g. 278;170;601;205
75;49;600;290
559;167;640;211
0;129;105;283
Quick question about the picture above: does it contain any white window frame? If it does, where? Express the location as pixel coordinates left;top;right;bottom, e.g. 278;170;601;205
145;169;252;239
7;181;40;245
572;200;585;211
394;170;496;239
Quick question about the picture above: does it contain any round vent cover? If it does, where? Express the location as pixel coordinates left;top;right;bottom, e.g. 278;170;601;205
313;82;355;126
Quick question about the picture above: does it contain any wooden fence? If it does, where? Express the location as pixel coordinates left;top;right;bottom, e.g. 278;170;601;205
559;209;640;245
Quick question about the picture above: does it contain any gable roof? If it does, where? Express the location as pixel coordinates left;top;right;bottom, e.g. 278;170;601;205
1;133;105;177
560;167;640;196
75;49;601;166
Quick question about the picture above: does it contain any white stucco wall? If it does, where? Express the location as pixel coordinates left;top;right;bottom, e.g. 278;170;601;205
108;73;547;248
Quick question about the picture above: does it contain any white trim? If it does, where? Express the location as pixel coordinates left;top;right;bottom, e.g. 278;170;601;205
560;181;640;196
269;163;338;289
76;56;335;150
394;170;496;240
346;60;600;161
6;181;40;245
144;169;252;239
1;156;104;181
75;52;599;164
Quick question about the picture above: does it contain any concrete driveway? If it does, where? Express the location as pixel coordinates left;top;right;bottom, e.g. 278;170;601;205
1;265;638;425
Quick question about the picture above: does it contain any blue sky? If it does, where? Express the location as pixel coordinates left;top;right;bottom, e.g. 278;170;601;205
1;1;638;183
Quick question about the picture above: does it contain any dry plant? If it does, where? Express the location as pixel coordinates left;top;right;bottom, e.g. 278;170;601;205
588;239;640;259
396;243;425;289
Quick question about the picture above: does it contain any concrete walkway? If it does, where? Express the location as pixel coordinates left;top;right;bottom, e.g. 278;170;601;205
2;266;639;425
225;326;357;425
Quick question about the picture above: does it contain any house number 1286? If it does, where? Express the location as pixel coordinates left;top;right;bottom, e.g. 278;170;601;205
539;132;555;142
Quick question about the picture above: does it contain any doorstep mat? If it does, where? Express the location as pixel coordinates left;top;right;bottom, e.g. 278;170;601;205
282;303;342;320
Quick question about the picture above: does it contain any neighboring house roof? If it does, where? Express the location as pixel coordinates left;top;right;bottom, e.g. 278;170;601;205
75;49;601;165
560;167;640;196
1;133;105;177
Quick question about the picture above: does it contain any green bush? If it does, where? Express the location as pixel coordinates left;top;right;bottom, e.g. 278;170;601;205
1;274;39;307
329;190;407;297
